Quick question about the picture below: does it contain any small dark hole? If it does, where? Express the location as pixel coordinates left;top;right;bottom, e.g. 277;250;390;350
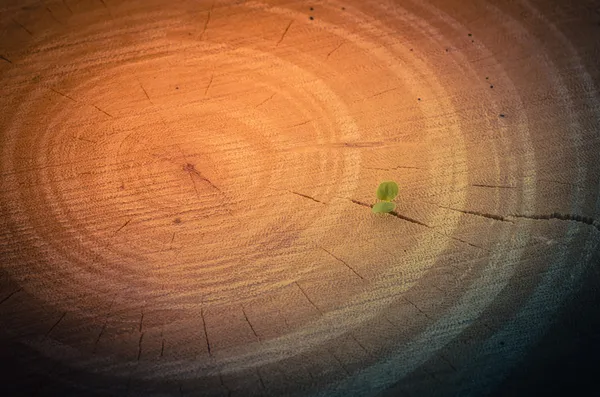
309;16;314;20
418;98;421;101
176;86;179;90
310;7;314;11
499;114;505;118
342;7;346;10
468;33;472;36
490;85;494;88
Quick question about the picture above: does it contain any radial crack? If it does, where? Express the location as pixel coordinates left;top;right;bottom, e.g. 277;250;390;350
327;42;344;58
200;308;212;356
241;306;260;340
12;18;32;36
295;282;323;315
139;311;144;333
329;350;351;376
49;87;77;102
137;333;144;361
277;20;294;46
255;93;275;108
139;83;153;105
362;87;398;100
93;105;113;118
257;369;266;389
403;297;431;319
204;74;213;96
115;218;132;233
62;0;73;14
320;247;364;280
45;312;67;337
350;334;372;357
0;288;23;306
200;10;211;40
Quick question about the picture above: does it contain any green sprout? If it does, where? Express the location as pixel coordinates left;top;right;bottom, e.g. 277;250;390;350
372;180;399;213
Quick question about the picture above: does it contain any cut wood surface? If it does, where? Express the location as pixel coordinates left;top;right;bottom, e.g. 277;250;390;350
1;0;599;396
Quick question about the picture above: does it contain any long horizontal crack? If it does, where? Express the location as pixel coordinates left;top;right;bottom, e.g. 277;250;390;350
345;198;488;250
471;184;516;189
509;212;600;231
289;190;326;205
432;203;513;223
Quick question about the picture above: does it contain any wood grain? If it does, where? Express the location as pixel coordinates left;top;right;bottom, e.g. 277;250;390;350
1;0;599;396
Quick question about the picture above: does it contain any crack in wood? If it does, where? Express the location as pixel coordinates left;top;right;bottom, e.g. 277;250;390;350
277;20;294;46
295;281;323;315
139;311;144;333
389;210;431;227
289;118;317;128
49;87;77;102
439;354;457;371
471;184;517;189
432;231;488;251
45;312;67;337
62;0;73;14
12;18;32;36
115;218;132;233
320;247;364;280
257;368;266;389
93;105;113;118
137;333;144;361
289;190;326;205
327;42;344;58
538;178;582;188
185;163;224;198
328;349;351;376
46;7;64;25
346;198;430;228
433;204;513;223
139;83;153;105
255;93;275;109
509;212;600;231
403;296;431;319
241;306;260;341
350;334;372;357
0;288;23;306
199;9;212;40
200;307;212;356
0;54;13;64
361;87;398;101
364;165;423;171
204;74;213;96
93;296;116;354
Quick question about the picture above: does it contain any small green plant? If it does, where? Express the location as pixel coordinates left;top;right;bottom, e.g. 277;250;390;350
372;180;399;213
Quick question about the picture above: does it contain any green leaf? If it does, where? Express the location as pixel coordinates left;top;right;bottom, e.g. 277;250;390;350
376;181;399;201
372;201;396;213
